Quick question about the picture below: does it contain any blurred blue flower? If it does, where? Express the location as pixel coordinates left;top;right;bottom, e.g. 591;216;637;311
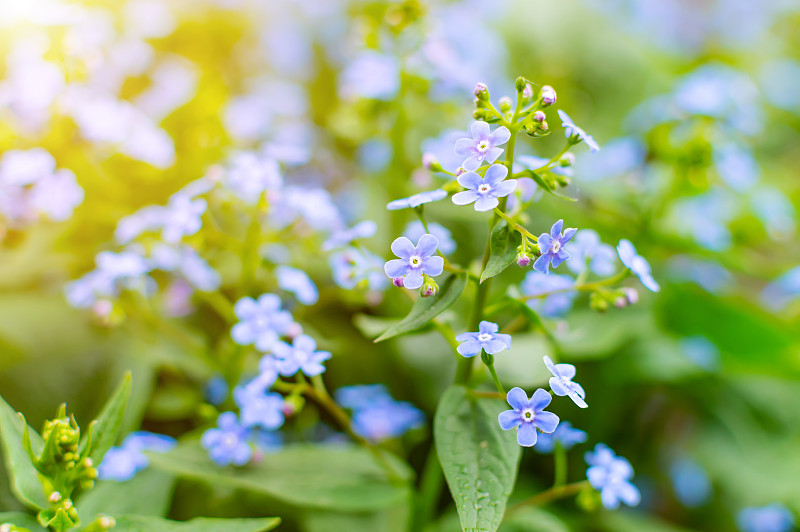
534;219;577;274
204;375;229;406
455;321;511;357
161;195;206;243
505;177;540;212
558;110;599;152
339;52;399;101
404;221;456;255
231;294;295;352
276;266;318;305
585;443;641;510
498;387;559;447
572;137;645;182
670;190;736;251
713;142;760;191
151;244;220;292
761;266;800;312
737;504;795;532
679;336;721;371
386;189;447;210
336;384;424;442
760;58;800;112
534;421;587;454
272;334;331;377
335;385;393;409
617;240;660;292
451;164;516;212
751;187;796;237
99;432;176;481
202;412;252;467
384;234;444;290
521;272;576;318
422;129;468;172
670;458;711;508
323;220;377;251
234;384;284;430
668;256;733;294
543;355;587;408
222;151;282;204
454;121;510;171
357;139;393;172
330;247;387;290
564;229;616;276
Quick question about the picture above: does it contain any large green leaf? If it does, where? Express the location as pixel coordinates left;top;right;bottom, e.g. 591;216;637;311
148;442;412;513
76;469;176;522
480;221;521;283
375;273;468;342
110;515;280;532
0;395;47;510
79;372;132;465
498;507;570;532
0;511;45;531
300;503;410;532
434;386;521;532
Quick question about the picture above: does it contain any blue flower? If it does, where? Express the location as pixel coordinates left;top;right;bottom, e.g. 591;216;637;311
350;401;424;442
564;230;616;276
451;164;517;212
335;385;393;409
454;121;511;171
386;189;447;210
558;110;600;152
330;247;387;290
521;272;576;318
455;321;511;357
498;387;560;447
534;219;577;274
761;265;800;312
272;334;331;377
737;504;795;532
543;355;587;408
234;384;284;430
585;443;641;509
339;52;399;101
98;432;176;482
231;294;295;352
223;151;282;204
384;234;444;289
617;239;660;292
161;195;206;244
404;221;456;255
670;458;711;508
151;244;220;292
202;412;252;466
323;220;377;251
276;266;318;305
534;421;587;454
204;375;229;406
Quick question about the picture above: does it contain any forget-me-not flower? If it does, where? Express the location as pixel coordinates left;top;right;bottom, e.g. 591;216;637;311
98;432;176;481
322;220;377;251
276;266;318;305
534;219;577;274
737;504;795;532
543;355;587;408
498;387;559;447
455;321;512;357
534;421;587;454
234;384;284;430
161;195;206;244
521;272;577;318
404;221;456;255
231;294;295;352
202;412;252;466
451;164;516;212
565;230;616;276
558;110;600;152
585;443;641;510
617;239;660;292
272;334;331;377
384;234;444;289
670;458;711;508
454;121;511;171
330;247;387;290
386;189;447;210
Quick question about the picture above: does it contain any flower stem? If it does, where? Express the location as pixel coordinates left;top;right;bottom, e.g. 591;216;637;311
509;480;590;512
484;356;505;395
493;208;538;242
518;269;631;301
553;442;567;488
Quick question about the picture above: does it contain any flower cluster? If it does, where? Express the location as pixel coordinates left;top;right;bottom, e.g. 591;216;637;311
99;432;176;482
336;385;425;442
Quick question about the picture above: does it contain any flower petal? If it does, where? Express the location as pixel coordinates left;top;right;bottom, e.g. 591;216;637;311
455;332;479;342
452;190;479;206
491;180;517;198
421;255;444;276
484;338;510;354
555;363;576;380
457;339;483;357
454;138;477;156
533;254;552;274
384;259;410;278
484;164;508;185
533;411;559;433
470;120;490;140
473;195;499;212
490;125;511;146
457;171;483;190
461;156;480;171
415;234;440;257
506;387;529;410
403;269;424;289
550;219;564;238
391;236;415;259
530;388;552;411
478;321;499;334
498;409;522;430
516;423;538;447
549;377;570;397
543;355;558;376
485;146;504;164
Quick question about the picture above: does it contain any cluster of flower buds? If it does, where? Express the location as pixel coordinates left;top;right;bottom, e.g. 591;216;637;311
421;274;439;297
589;287;639;312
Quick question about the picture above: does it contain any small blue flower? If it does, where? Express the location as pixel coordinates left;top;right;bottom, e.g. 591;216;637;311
543;355;587;408
323;220;377;251
498;387;560;447
272;334;331;377
404;221;456;255
670;458;711;508
161;195;206;244
534;421;587;454
451;164;517;212
204;375;229;406
335;385;393;409
384;234;444;289
617;239;660;292
454;121;511;171
386;189;447;210
737;504;795;532
234;384;285;430
98;432;176;482
558;110;600;152
455;321;512;357
564;230;616;276
351;401;424;442
330;247;387;290
585;443;641;509
276;266;318;305
202;412;252;466
521;272;577;318
534;219;577;274
231;294;295;352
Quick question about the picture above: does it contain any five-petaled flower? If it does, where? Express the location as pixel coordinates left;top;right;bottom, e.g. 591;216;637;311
558;110;600;152
201;412;252;467
585;443;641;510
455;321;512;357
617;239;660;292
534;219;577;274
498;387;560;447
451;164;517;212
231;294;295;352
272;334;331;377
386;189;447;210
234;384;285;430
543;355;587;408
534;421;587;454
454;121;511;171
384;234;444;289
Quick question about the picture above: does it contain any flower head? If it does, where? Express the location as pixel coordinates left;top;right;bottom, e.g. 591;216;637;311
202;412;252;466
534;421;587;454
330;247;387;290
564;230;617;276
98;432;176;481
558;110;599;152
454;121;511;171
585;444;640;509
737;504;795;532
498;387;560;447
543;355;587;408
384;234;444;290
276;266;318;305
272;334;331;377
161;195;206;243
455;321;512;357
451;164;517;212
404;220;456;255
617;239;660;292
337;385;424;442
521;272;576;317
234;384;285;430
386;189;447;210
534;219;577;274
231;294;296;352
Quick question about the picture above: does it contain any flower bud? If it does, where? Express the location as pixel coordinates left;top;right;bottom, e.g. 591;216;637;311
474;82;489;101
392;277;405;288
99;516;116;529
555;174;570;188
538;121;549;134
422;153;441;172
623;287;639;305
522;84;534;102
614;297;627;308
515;76;528;93
532;110;545;123
420;275;439;297
455;167;466;176
559;153;575;167
589;292;609;312
540;85;557;106
472;109;492;120
49;492;62;503
499;96;512;113
516;252;532;267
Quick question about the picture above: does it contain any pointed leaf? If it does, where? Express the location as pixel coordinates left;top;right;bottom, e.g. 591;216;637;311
79;372;132;464
375;273;468;342
0;395;48;510
519;170;576;201
481;221;522;283
110;515;280;532
76;469;176;522
434;385;521;532
0;511;46;531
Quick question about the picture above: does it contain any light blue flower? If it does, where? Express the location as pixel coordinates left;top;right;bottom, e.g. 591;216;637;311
161;195;206;244
222;151;282;204
617;239;660;292
272;334;331;377
670;458;711;508
386;189;447;210
323;220;377;251
337;385;424;442
339;52;399;101
422;130;469;172
234;384;284;430
276;266;318;305
543;355;587;408
335;385;393;409
534;421;587;454
454;121;511;171
384;234;444;289
98;432;176;482
737;504;795;532
585;443;641;509
330;247;387;290
713;142;760;191
572;137;645;182
521;272;576;318
204;375;229;406
558;110;599;152
498;387;559;447
202;412;252;467
680;336;720;371
451;164;516;212
151;244;220;292
231;294;295;352
455;321;511;357
564;230;616;276
534;219;577;274
761;265;800;312
404;221;456;255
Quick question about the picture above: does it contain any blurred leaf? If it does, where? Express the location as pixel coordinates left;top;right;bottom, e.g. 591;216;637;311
499;507;570;532
517;170;576;202
79;372;132;465
434;385;520;532
375;273;468;342
146;383;203;422
300;503;410;532
110;515;280;531
148;442;412;512
0;511;45;530
77;469;176;522
481;221;521;283
598;511;694;532
0;395;47;510
558;311;653;359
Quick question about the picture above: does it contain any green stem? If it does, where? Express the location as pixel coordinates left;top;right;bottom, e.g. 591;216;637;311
493;209;538;242
553;443;567;488
518;269;631;301
532;142;572;173
411;445;444;530
483;355;505;394
509;480;590;512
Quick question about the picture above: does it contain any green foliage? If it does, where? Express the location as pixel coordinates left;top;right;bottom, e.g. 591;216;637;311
481;221;522;283
108;515;280;532
76;469;176;523
79;373;133;466
0;395;48;510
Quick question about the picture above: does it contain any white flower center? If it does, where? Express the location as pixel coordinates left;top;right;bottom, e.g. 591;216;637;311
550;240;561;253
477;333;492;342
409;255;422;268
521;409;534;422
477;183;491;195
477;140;490;152
222;433;238;447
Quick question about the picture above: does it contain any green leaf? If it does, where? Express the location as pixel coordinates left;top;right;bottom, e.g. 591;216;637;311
109;515;280;532
480;221;521;283
498;507;570;532
76;469;176;522
147;442;412;513
79;372;132;464
42;508;74;530
0;511;46;531
375;273;468;342
300;504;410;532
0;395;48;510
434;385;521;532
518;170;576;202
